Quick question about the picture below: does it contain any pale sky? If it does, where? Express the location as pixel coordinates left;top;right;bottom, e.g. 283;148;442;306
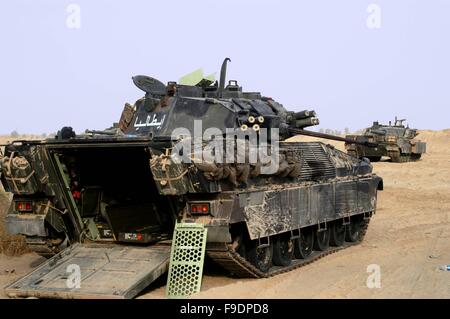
0;0;449;134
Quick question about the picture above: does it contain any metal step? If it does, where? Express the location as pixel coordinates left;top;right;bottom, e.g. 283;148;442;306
166;223;207;298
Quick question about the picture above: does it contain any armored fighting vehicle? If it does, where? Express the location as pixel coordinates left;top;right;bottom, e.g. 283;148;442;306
345;118;426;162
0;59;383;298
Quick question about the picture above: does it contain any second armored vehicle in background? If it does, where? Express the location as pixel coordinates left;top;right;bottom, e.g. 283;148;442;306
345;118;426;162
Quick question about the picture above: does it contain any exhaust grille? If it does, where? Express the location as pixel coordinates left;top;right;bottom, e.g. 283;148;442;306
282;142;336;181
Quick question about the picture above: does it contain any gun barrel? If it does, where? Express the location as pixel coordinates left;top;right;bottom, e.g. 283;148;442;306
288;128;378;147
293;110;316;120
295;117;319;129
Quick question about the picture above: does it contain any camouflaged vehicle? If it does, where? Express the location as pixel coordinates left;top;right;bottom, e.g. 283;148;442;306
0;59;383;298
345;118;426;162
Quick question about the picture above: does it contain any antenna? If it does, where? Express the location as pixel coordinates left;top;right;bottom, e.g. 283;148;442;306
218;58;231;97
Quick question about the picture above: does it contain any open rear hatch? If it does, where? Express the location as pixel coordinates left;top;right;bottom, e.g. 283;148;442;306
5;243;171;299
48;143;177;244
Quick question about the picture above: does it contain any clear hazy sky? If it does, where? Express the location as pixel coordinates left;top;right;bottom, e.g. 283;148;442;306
0;0;448;135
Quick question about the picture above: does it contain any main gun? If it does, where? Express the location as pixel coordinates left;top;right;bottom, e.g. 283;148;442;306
283;109;378;147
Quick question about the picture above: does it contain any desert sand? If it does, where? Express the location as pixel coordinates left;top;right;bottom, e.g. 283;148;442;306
1;130;449;298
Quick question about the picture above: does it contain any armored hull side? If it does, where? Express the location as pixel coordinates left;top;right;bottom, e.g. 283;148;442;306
183;141;382;274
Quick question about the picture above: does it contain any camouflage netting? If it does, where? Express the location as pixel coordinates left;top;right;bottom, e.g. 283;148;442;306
0;185;29;256
185;138;303;186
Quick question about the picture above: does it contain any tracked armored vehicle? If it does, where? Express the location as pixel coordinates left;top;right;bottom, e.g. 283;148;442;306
0;59;383;298
345;118;426;162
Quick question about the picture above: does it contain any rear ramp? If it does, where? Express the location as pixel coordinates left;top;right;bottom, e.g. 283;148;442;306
4;243;171;299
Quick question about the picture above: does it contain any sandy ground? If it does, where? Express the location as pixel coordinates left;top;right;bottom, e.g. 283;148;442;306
1;131;449;298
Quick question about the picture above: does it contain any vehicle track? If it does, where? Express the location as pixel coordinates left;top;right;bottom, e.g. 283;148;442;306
208;218;370;278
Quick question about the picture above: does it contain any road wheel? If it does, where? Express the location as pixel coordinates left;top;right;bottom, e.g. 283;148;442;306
294;227;314;259
346;215;365;242
314;227;330;251
273;234;294;266
330;221;346;247
389;151;410;162
400;154;410;162
247;240;273;273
